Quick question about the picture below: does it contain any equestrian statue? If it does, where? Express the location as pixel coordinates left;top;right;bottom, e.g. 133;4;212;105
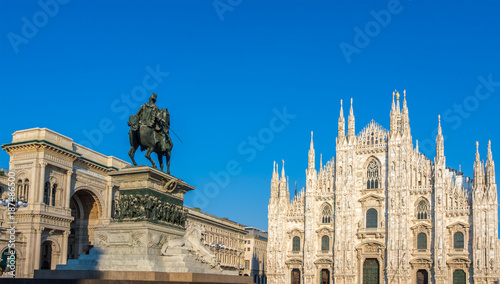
128;93;173;174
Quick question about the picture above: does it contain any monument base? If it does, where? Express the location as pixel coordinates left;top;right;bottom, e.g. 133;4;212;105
57;221;232;275
30;270;252;284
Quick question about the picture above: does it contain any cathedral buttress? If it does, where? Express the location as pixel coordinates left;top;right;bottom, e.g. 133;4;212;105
433;115;447;283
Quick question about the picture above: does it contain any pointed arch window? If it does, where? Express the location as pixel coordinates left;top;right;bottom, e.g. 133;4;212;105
417;233;427;250
321;204;332;224
366;208;378;228
292;236;300;252
416;199;430;220
454;232;464;249
321;235;330;251
366;160;380;189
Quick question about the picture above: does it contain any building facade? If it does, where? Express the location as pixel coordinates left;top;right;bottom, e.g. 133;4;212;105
267;92;500;284
0;128;259;278
185;207;247;272
244;227;268;284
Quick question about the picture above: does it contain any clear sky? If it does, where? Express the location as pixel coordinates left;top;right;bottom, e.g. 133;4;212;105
1;0;499;231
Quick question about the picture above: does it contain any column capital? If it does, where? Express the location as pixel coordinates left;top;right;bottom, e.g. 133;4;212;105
63;230;71;237
67;169;73;176
40;161;48;167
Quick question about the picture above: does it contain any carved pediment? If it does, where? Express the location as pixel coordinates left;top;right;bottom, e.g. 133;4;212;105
410;257;433;265
358;193;385;203
314;258;333;265
411;222;432;230
315;226;334;234
285;258;303;265
447;257;471;265
356;241;386;250
446;221;470;230
287;229;303;237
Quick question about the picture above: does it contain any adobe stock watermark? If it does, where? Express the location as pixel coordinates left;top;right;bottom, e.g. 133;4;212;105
192;107;296;208
78;64;169;149
418;73;499;155
213;0;242;21
4;171;18;277
339;0;403;64
7;0;70;54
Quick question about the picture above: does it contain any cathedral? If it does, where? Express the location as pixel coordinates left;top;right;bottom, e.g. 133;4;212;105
267;91;500;284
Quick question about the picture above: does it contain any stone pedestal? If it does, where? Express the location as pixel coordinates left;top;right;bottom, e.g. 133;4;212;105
54;166;236;277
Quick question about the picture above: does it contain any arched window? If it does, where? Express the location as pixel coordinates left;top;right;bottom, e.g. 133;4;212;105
417;233;427;250
292;236;300;252
321;235;330;251
43;182;50;205
51;184;57;206
366;160;379;189
17;179;22;198
321;204;332;224
416;199;430;220
454;232;464;249
366;208;378;228
23;178;30;201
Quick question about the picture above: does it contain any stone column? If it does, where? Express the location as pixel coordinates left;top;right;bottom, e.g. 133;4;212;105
33;227;44;270
65;170;73;209
38;162;47;203
61;230;70;265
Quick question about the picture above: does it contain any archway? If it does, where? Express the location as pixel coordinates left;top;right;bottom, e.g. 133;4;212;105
363;258;379;284
68;189;103;259
0;248;16;276
320;269;330;284
291;269;300;284
416;269;428;284
40;241;53;270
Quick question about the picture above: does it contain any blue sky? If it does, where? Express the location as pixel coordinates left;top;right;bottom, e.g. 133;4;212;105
1;0;499;231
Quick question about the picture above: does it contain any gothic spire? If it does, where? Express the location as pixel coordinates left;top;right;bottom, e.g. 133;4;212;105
487;140;493;162
308;131;315;170
281;159;286;181
396;90;401;113
486;140;496;187
338;99;345;140
474;141;484;187
347;98;355;139
391;91;396;114
436;115;444;157
402;90;408;112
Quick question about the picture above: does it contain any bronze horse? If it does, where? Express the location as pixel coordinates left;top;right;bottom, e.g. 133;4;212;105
128;109;173;174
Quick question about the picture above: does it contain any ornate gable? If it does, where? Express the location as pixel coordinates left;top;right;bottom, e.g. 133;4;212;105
357;120;388;150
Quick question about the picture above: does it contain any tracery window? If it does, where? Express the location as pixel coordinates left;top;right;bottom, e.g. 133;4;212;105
292;236;300;252
454;232;464;249
416;199;430;220
366;208;378;228
366;160;379;189
321;235;330;251
417;233;427;250
321;204;332;224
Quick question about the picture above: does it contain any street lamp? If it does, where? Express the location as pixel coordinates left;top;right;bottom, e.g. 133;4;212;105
2;197;27;208
210;243;226;266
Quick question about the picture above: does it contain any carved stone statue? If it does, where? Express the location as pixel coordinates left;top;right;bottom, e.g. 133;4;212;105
161;224;220;270
128;93;173;173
